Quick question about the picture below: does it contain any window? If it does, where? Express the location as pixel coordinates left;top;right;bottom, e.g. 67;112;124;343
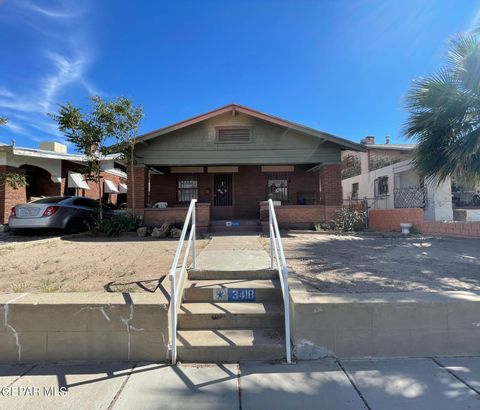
352;183;359;199
216;127;251;143
374;176;389;196
268;174;288;202
177;176;198;203
73;198;101;208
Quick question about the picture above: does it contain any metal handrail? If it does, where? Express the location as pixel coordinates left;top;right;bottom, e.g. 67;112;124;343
169;199;197;364
268;199;292;364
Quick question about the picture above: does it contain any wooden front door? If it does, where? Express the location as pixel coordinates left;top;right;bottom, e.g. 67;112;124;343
212;174;234;219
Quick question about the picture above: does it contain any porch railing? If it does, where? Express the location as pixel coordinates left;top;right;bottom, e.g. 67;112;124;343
268;198;292;364
169;198;197;365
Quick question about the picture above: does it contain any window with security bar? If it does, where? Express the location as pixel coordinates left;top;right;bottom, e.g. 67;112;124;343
177;176;198;203
268;174;288;203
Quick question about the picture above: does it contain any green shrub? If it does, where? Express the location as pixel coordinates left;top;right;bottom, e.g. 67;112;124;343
93;215;138;237
315;207;367;232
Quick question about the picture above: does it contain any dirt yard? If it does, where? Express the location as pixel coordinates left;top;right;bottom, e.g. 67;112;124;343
269;233;480;293
0;234;209;293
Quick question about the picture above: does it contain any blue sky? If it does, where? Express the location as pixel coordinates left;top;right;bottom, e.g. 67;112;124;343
1;0;480;149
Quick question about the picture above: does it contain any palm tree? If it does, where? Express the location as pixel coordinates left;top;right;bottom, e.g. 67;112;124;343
404;31;480;183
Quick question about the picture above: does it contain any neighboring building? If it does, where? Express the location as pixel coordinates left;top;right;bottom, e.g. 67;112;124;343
127;103;364;230
341;136;455;221
0;141;127;224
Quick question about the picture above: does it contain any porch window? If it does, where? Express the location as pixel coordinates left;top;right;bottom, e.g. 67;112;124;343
268;174;288;202
177;176;198;203
374;176;389;196
352;183;359;199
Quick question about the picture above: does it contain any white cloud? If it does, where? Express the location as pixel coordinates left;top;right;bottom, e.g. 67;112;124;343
0;0;98;144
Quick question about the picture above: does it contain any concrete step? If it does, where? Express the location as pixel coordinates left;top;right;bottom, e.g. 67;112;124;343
177;328;285;362
183;279;282;303
188;269;278;280
178;302;284;330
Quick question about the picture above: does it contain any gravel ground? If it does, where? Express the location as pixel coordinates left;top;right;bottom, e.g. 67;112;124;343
0;233;209;293
264;233;480;293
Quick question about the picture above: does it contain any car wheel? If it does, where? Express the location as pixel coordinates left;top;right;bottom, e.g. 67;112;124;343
65;218;87;234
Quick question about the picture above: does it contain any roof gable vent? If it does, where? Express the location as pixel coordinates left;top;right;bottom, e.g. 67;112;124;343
216;127;251;143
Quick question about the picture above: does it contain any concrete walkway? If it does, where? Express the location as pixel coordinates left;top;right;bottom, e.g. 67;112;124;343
195;234;271;271
2;357;480;409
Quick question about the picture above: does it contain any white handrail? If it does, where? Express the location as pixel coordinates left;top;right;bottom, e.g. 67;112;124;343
169;199;197;364
268;199;292;364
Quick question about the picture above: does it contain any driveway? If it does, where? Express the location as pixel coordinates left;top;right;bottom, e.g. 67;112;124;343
1;357;480;409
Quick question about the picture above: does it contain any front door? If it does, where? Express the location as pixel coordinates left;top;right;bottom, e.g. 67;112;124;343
212;174;234;219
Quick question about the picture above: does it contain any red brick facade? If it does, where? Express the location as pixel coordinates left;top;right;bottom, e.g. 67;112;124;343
127;166;149;216
260;202;340;230
1;162;127;224
143;203;210;232
0;166;27;224
145;164;341;221
368;209;424;232
319;164;342;206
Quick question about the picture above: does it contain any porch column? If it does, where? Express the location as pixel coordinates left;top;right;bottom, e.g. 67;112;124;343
0;166;27;225
127;165;149;217
319;164;342;206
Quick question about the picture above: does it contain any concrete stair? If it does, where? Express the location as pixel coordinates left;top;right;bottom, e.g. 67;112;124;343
177;269;286;362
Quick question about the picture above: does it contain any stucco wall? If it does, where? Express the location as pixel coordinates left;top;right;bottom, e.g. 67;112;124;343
290;279;480;359
0;293;169;363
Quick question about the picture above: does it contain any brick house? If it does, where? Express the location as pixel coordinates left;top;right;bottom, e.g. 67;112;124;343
0;141;127;224
127;104;363;231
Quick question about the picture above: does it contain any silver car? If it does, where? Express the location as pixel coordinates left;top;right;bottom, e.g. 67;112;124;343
9;196;112;233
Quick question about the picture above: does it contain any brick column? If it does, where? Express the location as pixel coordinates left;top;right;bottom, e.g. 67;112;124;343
319;164;342;206
127;166;148;217
0;166;27;224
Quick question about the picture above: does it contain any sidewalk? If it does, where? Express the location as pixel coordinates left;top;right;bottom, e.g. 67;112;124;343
195;234;271;271
1;357;480;409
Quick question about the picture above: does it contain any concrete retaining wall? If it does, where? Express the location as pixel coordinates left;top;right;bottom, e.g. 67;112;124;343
0;293;169;363
290;278;480;359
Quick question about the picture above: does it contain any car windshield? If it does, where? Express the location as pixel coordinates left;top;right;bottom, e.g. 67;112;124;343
29;197;68;204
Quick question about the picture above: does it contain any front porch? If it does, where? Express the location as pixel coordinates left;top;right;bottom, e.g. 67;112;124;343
129;164;343;231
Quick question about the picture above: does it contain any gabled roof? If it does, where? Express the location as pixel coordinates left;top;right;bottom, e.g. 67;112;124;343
137;103;364;151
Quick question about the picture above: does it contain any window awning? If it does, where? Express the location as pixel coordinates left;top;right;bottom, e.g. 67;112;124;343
119;183;128;193
104;179;119;194
68;172;90;190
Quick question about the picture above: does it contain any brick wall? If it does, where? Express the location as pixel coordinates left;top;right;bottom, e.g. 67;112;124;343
319;164;342;206
0;166;27;224
148;165;334;219
368;208;424;232
127;166;148;216
143;203;210;232
368;208;480;238
420;221;480;238
61;161;126;204
259;202;341;230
